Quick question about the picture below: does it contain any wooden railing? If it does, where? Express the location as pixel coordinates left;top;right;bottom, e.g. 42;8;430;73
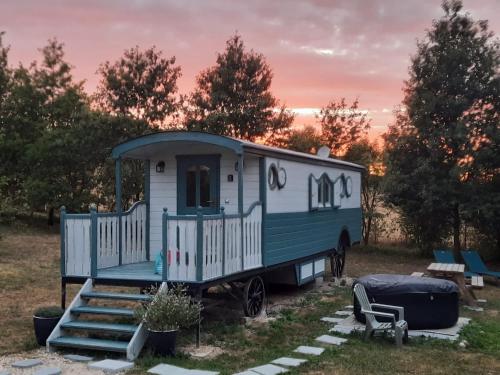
61;201;147;277
162;202;263;282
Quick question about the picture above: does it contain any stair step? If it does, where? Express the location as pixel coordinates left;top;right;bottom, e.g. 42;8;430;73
61;320;138;334
81;291;152;302
49;336;128;352
71;306;135;317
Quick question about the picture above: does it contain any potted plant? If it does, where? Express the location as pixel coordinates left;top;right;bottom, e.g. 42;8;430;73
136;285;202;356
33;306;64;346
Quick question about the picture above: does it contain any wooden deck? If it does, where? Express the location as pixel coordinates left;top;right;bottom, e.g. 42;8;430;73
97;262;161;281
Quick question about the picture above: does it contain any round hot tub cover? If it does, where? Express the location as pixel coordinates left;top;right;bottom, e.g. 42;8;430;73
353;274;459;329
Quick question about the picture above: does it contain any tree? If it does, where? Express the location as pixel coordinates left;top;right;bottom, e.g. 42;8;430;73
0;31;9;106
344;139;384;245
185;34;294;141
384;0;500;255
384;110;452;254
95;46;181;127
285;125;323;154
319;98;371;156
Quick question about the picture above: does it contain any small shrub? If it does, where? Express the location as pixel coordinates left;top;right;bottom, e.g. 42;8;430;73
34;306;64;318
136;285;202;331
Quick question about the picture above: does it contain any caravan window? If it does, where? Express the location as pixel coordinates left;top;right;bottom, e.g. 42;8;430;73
310;174;333;210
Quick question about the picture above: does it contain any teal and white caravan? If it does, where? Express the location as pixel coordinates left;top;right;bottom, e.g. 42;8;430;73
49;131;363;359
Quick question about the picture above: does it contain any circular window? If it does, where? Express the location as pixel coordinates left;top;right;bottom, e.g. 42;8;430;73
341;175;353;197
268;163;278;190
277;167;287;189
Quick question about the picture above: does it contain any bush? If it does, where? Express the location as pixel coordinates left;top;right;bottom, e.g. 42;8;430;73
135;285;202;331
34;306;64;318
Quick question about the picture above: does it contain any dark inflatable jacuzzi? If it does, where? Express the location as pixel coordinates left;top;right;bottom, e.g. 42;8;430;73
353;274;459;329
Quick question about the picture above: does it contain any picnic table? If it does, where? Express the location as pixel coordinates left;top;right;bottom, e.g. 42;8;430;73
427;262;477;306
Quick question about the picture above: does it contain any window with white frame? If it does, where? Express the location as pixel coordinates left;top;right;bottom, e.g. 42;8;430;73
309;174;333;210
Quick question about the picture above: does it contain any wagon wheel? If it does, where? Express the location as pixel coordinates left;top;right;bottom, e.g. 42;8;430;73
243;276;266;317
330;241;348;278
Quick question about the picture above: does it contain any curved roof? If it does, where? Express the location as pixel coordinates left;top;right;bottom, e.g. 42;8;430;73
111;131;364;171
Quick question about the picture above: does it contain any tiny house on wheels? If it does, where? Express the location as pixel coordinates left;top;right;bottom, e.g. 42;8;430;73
48;131;363;359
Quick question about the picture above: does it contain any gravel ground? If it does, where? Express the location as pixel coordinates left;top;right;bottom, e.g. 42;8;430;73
0;349;110;375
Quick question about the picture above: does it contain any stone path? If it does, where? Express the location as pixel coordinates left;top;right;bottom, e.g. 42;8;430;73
88;359;134;374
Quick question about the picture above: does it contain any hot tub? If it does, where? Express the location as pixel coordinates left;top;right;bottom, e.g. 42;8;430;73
353;274;459;329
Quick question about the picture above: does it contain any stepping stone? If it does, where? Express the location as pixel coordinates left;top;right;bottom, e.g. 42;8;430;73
334;310;352;316
344;305;354;310
89;359;134;374
148;364;191;375
233;372;259;375
64;354;93;362
189;371;220;375
464;306;484;312
271;357;307;367
329;325;355;335
249;364;288;375
293;345;324;356
477;299;487;304
320;317;344;323
34;367;61;375
12;359;43;368
315;334;348;345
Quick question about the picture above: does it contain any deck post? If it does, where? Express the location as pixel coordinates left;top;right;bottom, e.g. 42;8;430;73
162;208;168;281
238;153;244;272
90;204;98;278
221;207;226;276
60;206;66;277
116;157;123;266
196;207;204;282
145;160;150;261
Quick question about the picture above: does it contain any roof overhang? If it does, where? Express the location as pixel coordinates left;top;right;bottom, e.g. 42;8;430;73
111;131;364;172
111;131;244;160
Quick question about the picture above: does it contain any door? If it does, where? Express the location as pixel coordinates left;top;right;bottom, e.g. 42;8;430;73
177;155;220;215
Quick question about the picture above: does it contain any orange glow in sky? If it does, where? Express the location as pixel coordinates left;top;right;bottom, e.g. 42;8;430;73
1;0;498;140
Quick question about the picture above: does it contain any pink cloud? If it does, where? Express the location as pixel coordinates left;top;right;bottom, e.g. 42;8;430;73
1;0;498;139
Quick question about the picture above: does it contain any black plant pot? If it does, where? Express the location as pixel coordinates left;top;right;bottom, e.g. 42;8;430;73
33;316;61;346
147;329;177;356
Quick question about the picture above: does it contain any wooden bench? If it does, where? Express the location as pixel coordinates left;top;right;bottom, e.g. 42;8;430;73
468;275;484;289
411;272;424;277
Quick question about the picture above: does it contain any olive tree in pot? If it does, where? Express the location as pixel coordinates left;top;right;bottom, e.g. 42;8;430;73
136;285;202;356
33;306;64;346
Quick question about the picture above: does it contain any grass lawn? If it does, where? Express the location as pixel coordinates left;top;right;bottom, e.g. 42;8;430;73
0;225;499;374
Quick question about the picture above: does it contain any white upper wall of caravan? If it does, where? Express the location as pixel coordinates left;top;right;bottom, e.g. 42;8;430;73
265;157;362;214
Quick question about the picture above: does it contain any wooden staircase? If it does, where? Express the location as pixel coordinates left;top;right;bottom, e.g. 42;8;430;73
47;279;162;360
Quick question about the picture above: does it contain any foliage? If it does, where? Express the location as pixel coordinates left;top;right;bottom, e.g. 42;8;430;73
135;285;202;331
0;36;153;215
184;34;294;141
33;306;64;318
319;98;371;156
383;0;500;255
343;139;384;245
284;125;323;154
95;46;182;127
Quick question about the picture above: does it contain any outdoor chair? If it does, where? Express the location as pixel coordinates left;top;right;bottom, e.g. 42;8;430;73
461;250;500;283
433;249;476;278
353;283;408;347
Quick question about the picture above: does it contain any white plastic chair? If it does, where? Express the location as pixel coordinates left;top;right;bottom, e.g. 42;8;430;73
353;283;408;347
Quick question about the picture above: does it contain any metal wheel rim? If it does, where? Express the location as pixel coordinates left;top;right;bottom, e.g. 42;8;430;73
244;276;265;317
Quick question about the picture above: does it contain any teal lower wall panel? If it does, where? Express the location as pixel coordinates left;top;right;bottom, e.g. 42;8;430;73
263;208;362;266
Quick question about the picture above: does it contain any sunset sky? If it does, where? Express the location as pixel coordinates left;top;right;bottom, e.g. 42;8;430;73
1;0;499;139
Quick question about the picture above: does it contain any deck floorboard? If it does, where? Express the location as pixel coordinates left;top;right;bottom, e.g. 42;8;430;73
97;261;161;281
